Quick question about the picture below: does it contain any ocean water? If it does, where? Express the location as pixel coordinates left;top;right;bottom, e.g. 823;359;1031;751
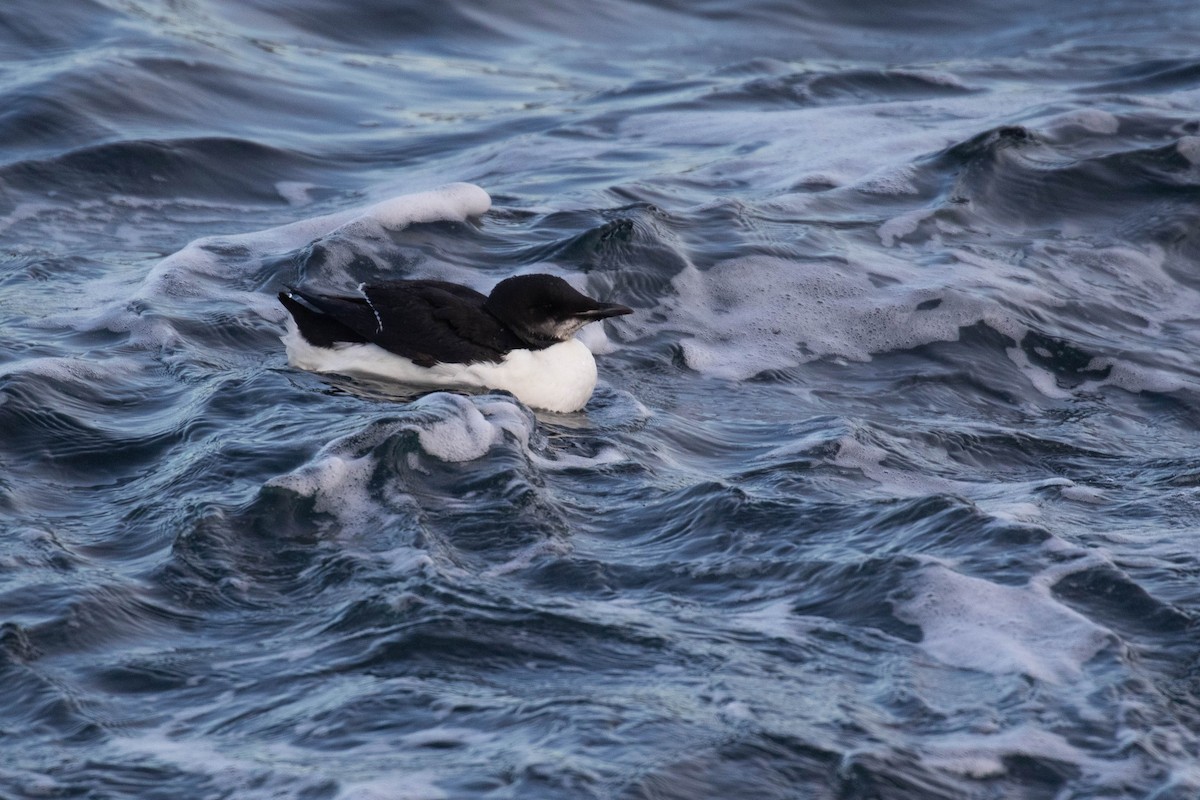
3;1;1200;797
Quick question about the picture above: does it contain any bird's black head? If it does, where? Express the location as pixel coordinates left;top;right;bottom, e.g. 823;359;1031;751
483;274;633;349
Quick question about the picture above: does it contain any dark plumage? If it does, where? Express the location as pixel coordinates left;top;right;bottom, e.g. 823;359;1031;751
278;274;632;367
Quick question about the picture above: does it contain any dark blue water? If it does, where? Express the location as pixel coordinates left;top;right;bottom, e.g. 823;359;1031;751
4;1;1200;797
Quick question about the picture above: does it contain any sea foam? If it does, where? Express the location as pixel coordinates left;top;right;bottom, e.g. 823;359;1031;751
895;562;1113;684
658;254;1001;380
266;391;621;537
34;183;493;350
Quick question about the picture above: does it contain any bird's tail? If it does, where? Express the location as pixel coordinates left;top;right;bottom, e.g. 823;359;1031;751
278;287;367;347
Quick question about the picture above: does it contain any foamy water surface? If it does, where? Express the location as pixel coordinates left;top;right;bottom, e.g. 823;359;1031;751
2;1;1200;798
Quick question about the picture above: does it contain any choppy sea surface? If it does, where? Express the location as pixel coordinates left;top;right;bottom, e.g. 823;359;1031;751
4;1;1200;797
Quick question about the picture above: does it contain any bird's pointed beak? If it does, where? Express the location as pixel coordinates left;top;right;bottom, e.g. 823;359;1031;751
574;302;634;321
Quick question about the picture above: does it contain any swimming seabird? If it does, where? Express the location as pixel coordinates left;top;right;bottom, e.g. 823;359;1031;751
278;274;632;413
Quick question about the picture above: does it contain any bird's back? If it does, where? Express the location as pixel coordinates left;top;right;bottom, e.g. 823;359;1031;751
281;280;525;366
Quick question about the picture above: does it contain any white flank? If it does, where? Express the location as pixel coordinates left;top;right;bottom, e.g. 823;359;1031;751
282;320;599;413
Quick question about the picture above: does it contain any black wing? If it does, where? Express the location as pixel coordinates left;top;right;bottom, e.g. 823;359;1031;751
279;290;367;348
281;280;522;366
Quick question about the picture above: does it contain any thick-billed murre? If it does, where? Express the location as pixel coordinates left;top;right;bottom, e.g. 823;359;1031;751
279;274;632;413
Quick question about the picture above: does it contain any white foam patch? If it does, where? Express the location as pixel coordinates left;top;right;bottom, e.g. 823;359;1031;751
895;563;1113;684
1080;357;1197;395
1004;346;1075;400
857;164;921;196
654;254;1005;380
920;725;1125;781
267;448;383;537
640;234;1197;401
414;394;511;463
267;395;528;517
268;393;623;534
275;181;317;206
1043;243;1175;308
877;207;936;247
357;183;491;232
262;398;514;553
1058;483;1106;504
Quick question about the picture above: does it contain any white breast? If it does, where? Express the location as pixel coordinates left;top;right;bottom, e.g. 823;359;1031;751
282;321;599;413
